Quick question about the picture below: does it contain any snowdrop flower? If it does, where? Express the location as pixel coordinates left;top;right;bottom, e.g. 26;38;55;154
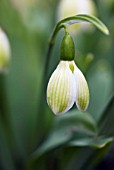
57;0;97;33
0;28;11;73
47;33;89;115
57;0;96;18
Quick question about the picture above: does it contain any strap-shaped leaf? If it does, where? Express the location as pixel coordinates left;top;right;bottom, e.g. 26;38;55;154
26;111;113;167
53;111;98;136
68;136;113;148
99;94;114;136
27;111;97;161
0;116;15;170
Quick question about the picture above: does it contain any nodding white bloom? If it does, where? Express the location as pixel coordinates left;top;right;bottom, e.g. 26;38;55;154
57;0;96;18
47;32;89;115
0;28;11;73
57;0;97;33
47;60;89;115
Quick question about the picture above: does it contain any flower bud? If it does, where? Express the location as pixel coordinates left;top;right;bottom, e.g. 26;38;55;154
0;28;11;73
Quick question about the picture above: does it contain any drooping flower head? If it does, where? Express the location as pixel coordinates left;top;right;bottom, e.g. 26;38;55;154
57;0;97;33
47;32;89;115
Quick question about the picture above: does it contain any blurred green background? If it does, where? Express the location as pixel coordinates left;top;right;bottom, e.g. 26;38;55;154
0;0;114;170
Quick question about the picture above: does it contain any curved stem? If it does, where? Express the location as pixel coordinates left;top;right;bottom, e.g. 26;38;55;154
29;24;67;153
38;24;66;114
58;14;109;35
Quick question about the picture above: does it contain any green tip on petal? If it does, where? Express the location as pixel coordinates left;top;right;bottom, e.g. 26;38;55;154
73;62;89;112
77;88;89;112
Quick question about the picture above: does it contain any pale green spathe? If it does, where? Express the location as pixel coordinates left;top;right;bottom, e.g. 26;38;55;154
47;60;89;115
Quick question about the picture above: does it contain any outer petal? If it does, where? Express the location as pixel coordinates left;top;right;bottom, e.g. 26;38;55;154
47;61;76;115
73;61;89;111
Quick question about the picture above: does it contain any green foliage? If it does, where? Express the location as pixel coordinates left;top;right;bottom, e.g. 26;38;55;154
0;0;114;170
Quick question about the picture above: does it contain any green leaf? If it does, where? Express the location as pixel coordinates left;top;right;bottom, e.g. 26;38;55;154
53;110;98;136
28;111;97;160
99;94;114;125
98;94;114;136
87;60;113;121
0;0;42;155
0;116;16;170
68;136;113;148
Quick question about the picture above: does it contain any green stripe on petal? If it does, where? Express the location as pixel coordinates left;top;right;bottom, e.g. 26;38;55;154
73;62;89;111
47;61;76;115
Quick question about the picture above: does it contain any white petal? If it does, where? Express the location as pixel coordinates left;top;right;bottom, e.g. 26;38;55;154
0;28;11;73
73;61;89;111
47;61;76;115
